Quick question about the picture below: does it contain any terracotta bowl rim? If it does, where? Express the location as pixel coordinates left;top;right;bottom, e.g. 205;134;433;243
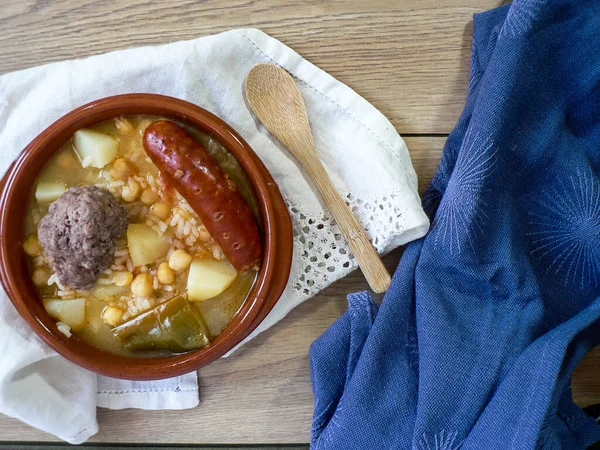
0;93;292;380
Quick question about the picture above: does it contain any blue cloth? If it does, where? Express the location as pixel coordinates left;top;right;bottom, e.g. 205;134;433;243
310;1;600;449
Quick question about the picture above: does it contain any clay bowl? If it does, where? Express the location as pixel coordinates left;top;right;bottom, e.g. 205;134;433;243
0;94;293;380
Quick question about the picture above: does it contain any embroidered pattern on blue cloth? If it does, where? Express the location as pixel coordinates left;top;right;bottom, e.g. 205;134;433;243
431;129;497;255
309;1;600;449
526;169;600;287
416;431;463;450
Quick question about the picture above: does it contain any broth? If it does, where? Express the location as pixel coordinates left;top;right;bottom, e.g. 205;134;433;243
23;115;259;357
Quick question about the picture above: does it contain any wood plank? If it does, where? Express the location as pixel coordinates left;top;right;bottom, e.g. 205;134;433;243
0;0;500;135
573;349;600;408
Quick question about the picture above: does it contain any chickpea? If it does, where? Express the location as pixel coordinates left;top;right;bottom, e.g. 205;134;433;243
174;207;190;220
150;202;171;221
121;180;141;202
169;249;192;271
23;235;42;257
102;306;124;326
198;227;212;243
110;158;136;181
113;271;133;287
157;262;175;284
140;188;159;205
131;273;153;297
32;267;51;287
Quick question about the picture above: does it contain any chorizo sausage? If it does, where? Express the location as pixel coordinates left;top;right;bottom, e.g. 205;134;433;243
143;120;262;272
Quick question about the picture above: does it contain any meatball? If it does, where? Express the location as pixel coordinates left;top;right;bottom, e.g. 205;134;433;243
38;186;128;290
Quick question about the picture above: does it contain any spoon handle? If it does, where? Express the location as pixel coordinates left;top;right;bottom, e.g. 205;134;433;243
300;153;392;293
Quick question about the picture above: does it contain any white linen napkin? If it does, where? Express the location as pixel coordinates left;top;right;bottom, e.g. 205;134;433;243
0;29;429;443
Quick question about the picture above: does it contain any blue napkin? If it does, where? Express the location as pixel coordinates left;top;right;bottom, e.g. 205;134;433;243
310;1;600;449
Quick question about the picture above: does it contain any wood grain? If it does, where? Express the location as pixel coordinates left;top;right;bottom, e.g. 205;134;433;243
0;0;598;444
0;0;504;135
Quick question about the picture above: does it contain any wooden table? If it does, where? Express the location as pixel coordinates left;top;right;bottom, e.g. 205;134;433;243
0;0;598;445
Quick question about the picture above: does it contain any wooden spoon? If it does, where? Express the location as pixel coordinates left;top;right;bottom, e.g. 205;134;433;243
245;63;391;293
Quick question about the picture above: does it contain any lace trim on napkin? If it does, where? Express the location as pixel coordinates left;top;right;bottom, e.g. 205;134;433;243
288;188;414;298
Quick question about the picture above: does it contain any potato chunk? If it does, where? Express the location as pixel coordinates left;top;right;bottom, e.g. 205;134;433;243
35;181;67;203
43;298;87;331
73;129;119;169
127;223;170;266
187;259;237;302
